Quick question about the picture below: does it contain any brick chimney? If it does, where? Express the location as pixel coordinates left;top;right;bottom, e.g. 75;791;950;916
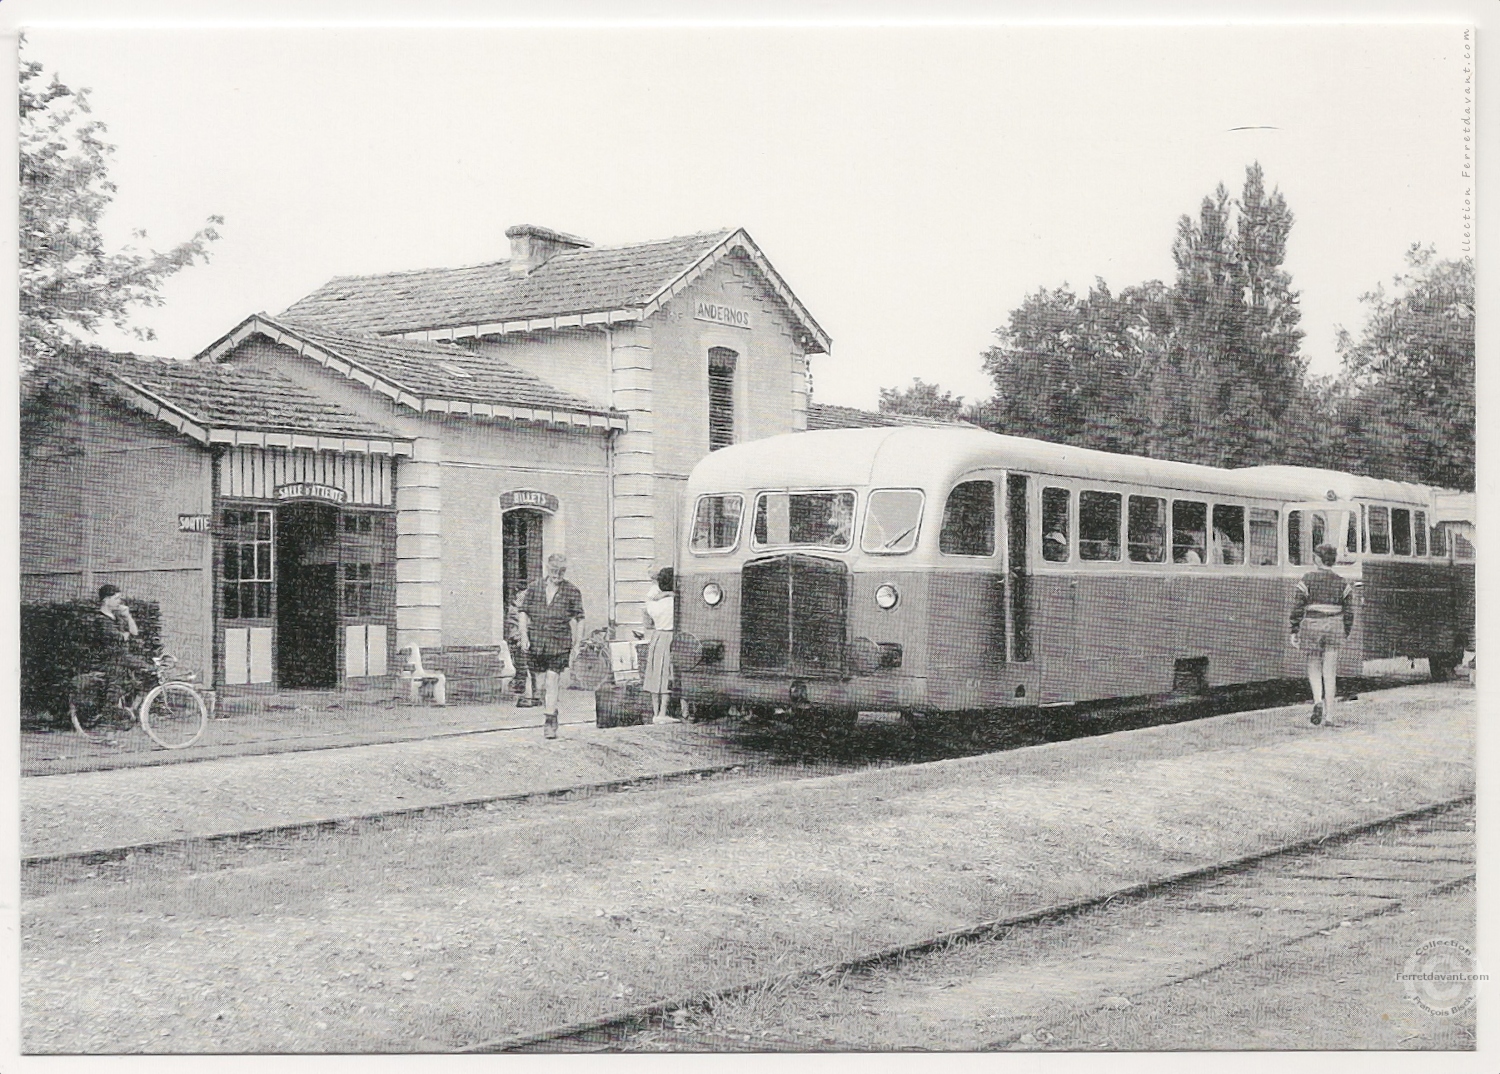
505;225;593;275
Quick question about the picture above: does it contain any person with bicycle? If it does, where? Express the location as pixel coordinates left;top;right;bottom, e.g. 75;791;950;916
92;584;152;714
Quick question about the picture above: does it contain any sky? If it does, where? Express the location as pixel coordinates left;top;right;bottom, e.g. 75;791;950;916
15;14;1475;411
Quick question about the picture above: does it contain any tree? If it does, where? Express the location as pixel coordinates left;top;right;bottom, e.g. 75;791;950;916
981;279;1170;456
20;37;222;371
1333;246;1474;489
1164;163;1306;466
977;162;1311;468
878;378;967;422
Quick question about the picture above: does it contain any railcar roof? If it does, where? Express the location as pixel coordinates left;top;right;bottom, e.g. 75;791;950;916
689;427;1449;506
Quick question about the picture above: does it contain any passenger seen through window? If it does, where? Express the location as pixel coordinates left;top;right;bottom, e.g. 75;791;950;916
1173;500;1207;564
1212;505;1245;565
1079;491;1121;561
753;491;856;549
1127;495;1166;562
1042;487;1070;562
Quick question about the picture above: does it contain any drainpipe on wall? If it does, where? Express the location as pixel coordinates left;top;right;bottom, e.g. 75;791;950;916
605;426;618;637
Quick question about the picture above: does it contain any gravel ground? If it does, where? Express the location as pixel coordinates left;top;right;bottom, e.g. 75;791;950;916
20;683;1473;1053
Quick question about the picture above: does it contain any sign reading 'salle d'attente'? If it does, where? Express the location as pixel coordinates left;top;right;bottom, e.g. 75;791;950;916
275;482;348;504
693;301;752;329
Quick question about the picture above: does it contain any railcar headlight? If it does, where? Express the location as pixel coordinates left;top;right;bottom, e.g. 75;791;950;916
875;584;899;610
702;582;724;607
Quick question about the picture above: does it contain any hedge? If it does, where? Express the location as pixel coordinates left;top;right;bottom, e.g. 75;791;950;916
20;599;162;723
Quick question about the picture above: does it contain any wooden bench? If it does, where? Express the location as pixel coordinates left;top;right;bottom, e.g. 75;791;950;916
409;645;516;704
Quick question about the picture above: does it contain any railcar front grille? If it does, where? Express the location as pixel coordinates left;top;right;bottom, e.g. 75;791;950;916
740;554;848;676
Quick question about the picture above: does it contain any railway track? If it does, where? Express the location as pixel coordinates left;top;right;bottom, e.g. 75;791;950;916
463;794;1475;1053
22;675;1420;872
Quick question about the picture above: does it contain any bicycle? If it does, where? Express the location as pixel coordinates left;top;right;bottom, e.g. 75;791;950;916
69;654;210;750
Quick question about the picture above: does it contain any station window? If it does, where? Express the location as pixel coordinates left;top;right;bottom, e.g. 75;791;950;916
754;491;855;550
222;508;273;620
1079;491;1121;561
939;481;995;556
1248;507;1278;566
707;348;737;451
1127;495;1166;563
1212;505;1245;565
1414;511;1428;556
690;494;743;552
1368;506;1391;555
1173;500;1207;564
1041;486;1071;562
1391;508;1412;556
343;562;374;618
862;489;924;554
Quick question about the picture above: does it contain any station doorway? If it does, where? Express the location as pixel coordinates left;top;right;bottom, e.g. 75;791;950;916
502;508;545;609
276;501;340;688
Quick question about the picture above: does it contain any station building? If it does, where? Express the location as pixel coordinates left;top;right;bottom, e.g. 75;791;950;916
21;225;832;696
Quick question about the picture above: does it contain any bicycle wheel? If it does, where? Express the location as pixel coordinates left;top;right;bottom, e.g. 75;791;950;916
140;682;208;749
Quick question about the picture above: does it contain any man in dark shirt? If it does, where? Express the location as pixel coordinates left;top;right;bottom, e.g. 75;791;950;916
516;554;585;739
1289;544;1356;726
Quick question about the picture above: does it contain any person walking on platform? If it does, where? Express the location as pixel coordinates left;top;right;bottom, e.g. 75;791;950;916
1290;543;1355;726
517;554;585;739
642;567;678;724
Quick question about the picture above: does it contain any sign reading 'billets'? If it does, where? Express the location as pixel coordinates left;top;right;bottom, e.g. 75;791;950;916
275;482;348;504
500;489;560;514
693;300;752;329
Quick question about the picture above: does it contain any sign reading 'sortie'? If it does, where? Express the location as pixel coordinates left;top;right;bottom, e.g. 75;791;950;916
693;300;752;329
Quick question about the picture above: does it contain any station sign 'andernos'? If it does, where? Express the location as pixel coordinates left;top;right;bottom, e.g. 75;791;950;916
500;489;559;514
693;301;752;329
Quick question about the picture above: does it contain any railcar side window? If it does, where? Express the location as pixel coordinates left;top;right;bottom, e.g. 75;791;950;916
1079;491;1122;561
753;491;855;550
1368;506;1391;555
1042;486;1071;562
1212;505;1245;565
1248;508;1278;566
1391;508;1412;556
690;494;744;552
1127;495;1166;563
1431;521;1447;557
1452;525;1475;560
1347;513;1359;555
939;481;995;556
862;489;924;554
1414;511;1428;556
1173;500;1207;564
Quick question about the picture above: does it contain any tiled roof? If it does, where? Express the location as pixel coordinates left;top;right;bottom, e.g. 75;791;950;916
276;227;831;354
90;351;409;447
280;231;732;336
199;315;627;429
805;401;971;431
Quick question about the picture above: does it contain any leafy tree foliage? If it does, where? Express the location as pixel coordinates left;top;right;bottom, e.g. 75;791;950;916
981;280;1170;456
1332;247;1474;490
878;378;968;422
19;38;222;370
961;163;1324;467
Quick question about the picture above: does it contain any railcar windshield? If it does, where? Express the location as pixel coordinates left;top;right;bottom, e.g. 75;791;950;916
689;494;744;553
861;489;924;553
753;490;856;550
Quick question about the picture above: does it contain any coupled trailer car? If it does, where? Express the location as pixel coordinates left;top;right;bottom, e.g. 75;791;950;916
673;427;1473;723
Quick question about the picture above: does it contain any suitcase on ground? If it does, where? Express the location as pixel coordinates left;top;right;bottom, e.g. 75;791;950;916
595;682;653;728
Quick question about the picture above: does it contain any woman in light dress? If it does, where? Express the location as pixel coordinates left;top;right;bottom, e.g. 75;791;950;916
642;567;678;723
